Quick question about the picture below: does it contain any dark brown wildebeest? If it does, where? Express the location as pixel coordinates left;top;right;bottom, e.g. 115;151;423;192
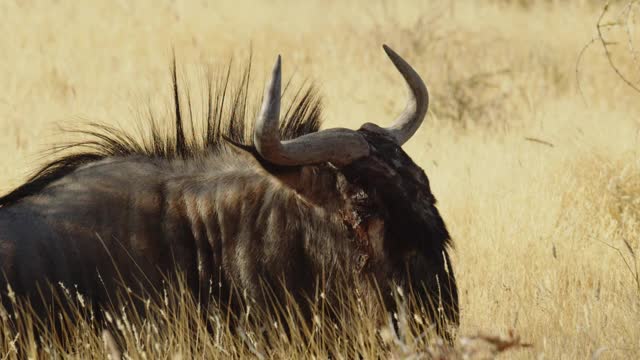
0;45;458;338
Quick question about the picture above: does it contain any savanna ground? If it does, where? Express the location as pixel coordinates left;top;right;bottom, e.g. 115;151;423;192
1;0;640;358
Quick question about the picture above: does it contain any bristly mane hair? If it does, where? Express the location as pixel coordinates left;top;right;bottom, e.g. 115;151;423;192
0;58;323;207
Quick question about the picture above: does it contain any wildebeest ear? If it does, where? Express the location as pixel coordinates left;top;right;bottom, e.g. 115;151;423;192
222;135;298;174
222;135;256;154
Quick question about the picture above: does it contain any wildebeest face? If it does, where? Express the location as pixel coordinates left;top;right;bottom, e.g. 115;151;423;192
339;124;458;326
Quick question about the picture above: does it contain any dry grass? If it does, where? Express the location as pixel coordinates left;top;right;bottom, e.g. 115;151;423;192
1;0;640;358
1;275;532;359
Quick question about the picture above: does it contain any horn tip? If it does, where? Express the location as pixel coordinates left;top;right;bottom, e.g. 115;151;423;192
382;44;404;65
382;44;395;57
269;55;282;89
272;55;282;74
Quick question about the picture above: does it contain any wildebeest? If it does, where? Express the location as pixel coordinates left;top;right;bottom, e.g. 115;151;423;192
0;45;458;337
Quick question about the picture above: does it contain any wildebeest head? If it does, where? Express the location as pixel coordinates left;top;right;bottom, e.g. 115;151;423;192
237;45;458;328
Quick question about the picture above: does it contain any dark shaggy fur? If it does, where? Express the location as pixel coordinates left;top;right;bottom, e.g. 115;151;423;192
0;59;321;207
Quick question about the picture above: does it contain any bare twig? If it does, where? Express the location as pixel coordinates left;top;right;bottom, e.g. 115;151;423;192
576;37;598;106
596;2;640;94
459;329;533;357
624;1;640;71
524;137;555;148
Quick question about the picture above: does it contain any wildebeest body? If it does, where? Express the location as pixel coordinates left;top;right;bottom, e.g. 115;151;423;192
1;152;357;313
0;45;459;337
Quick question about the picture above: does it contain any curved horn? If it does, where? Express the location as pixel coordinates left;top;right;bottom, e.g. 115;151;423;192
254;56;370;166
380;44;429;145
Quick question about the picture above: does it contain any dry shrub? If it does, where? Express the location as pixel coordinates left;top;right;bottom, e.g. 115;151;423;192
561;154;640;241
553;153;640;300
605;159;640;232
602;158;640;296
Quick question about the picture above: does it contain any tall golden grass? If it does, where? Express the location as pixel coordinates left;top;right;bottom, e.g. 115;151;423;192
1;0;640;358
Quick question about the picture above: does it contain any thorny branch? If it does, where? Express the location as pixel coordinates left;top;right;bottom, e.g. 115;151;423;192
577;1;640;100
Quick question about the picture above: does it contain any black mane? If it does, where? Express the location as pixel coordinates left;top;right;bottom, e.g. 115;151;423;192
0;59;322;207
